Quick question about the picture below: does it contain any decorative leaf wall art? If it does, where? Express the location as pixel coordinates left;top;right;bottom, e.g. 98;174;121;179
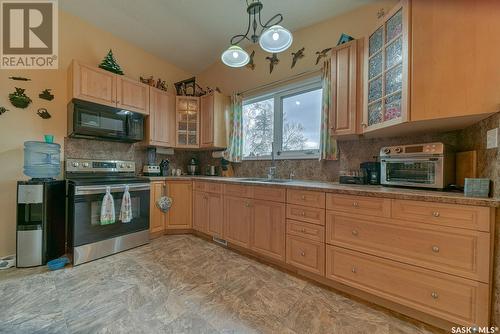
0;106;8;116
315;48;332;65
8;76;31;81
37;108;51;119
39;89;54;101
246;50;256;70
9;88;32;108
291;47;305;68
265;53;279;73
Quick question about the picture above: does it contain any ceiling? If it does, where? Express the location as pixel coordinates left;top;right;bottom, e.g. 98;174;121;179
60;0;375;73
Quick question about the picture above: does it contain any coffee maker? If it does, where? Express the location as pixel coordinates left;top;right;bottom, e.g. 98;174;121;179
360;161;381;185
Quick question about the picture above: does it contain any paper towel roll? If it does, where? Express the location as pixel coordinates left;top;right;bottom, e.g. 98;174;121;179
212;151;225;159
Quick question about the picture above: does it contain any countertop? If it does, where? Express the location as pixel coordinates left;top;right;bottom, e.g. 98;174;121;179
146;176;499;207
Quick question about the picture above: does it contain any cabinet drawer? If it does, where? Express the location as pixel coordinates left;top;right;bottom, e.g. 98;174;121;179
193;181;206;192
287;220;324;243
254;186;286;202
326;212;491;282
392;200;492;232
286;235;325;276
206;182;222;193
286;204;325;226
326;246;489;326
287;190;325;208
224;184;253;198
326;194;391;218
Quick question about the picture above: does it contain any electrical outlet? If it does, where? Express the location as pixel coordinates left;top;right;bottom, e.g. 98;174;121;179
486;128;499;149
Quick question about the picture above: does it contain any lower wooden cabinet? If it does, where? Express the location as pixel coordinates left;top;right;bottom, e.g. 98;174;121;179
286;234;325;276
250;200;285;261
193;190;223;237
207;192;223;237
165;181;192;230
326;245;489;327
150;181;167;235
223;196;253;248
193;191;208;233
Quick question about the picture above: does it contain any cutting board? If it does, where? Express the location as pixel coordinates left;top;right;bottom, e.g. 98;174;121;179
455;151;477;187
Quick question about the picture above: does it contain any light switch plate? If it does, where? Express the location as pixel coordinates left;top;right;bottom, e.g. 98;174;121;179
486;128;499;149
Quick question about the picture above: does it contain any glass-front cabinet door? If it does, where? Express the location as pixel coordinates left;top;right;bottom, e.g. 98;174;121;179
176;96;200;148
363;0;409;132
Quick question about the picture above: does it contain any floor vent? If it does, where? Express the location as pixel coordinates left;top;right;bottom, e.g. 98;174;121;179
212;237;228;247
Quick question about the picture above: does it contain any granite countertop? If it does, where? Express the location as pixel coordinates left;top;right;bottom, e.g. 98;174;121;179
146;176;499;207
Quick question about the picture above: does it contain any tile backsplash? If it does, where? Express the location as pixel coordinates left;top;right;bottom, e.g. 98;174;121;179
64;112;499;196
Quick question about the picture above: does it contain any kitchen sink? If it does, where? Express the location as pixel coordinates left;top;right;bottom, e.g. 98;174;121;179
239;178;292;183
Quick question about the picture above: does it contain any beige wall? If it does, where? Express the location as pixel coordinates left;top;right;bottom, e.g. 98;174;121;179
0;10;191;257
197;0;397;94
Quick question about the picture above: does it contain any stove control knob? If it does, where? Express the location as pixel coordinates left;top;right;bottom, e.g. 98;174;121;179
72;162;79;167
383;148;391;154
126;164;132;169
394;147;402;153
119;163;125;168
83;162;89;168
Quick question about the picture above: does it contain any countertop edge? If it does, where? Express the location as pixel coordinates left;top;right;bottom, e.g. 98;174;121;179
146;176;499;207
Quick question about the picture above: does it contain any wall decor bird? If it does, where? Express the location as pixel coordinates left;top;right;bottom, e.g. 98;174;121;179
36;108;51;119
315;48;332;65
291;47;305;69
246;50;256;70
265;53;279;74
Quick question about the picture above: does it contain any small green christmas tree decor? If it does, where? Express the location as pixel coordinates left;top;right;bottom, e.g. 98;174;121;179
98;49;124;75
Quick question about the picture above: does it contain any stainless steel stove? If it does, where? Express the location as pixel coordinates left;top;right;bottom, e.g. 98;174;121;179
66;159;150;265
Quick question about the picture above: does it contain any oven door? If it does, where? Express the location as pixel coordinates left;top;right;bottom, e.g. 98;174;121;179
70;183;150;247
381;157;444;188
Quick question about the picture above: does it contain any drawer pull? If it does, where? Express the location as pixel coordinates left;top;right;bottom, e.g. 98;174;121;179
431;291;439;299
245;201;251;207
352;202;359;208
431;245;440;253
300;251;305;257
300;228;306;233
301;195;306;200
301;211;306;217
432;211;440;217
351;230;359;236
351;266;357;273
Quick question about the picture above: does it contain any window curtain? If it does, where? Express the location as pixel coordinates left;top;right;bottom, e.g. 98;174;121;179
319;59;339;161
223;94;243;162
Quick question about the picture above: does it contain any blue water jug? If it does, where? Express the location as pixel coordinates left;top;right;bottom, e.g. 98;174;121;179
24;141;61;179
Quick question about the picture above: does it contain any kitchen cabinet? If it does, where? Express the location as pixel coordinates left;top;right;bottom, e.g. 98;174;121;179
165;180;192;230
223;196;253;248
207;192;223;237
69;60;150;114
176;96;200;148
250;200;286;262
149;181;167;236
200;92;229;148
329;39;363;137
193;182;224;237
363;0;409;133
145;87;176;147
116;76;149;114
193;191;208;233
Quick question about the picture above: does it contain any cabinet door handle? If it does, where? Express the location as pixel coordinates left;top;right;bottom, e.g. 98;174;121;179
352;202;359;208
351;266;357;273
300;211;306;216
351;230;359;236
300;251;305;257
431;291;439;299
300;228;306;233
431;245;440;253
301;195;306;200
432;211;440;217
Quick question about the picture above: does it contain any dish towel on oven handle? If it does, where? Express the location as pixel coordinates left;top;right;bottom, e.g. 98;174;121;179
120;185;133;223
100;186;115;225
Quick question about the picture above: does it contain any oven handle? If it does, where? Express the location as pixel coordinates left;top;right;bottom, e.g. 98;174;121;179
75;183;150;195
381;157;442;162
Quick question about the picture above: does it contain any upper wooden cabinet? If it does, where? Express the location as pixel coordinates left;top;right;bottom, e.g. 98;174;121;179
329;39;363;137
146;87;176;147
176;96;200;148
200;92;229;149
410;0;500;121
69;60;149;115
116;76;149;114
363;0;410;133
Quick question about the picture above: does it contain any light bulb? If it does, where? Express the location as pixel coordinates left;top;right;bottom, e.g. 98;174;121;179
232;52;239;58
272;32;280;41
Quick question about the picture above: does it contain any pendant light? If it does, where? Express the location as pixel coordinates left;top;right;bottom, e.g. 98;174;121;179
221;45;250;67
221;0;293;68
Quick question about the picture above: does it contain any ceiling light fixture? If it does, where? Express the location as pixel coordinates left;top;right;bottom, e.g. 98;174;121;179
221;0;293;68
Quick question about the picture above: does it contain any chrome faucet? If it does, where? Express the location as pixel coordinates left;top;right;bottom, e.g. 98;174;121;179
267;142;277;179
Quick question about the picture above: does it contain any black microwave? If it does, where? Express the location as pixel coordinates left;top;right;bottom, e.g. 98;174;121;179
67;99;144;142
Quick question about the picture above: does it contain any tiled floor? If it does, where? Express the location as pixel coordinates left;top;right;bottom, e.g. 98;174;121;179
0;235;443;333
